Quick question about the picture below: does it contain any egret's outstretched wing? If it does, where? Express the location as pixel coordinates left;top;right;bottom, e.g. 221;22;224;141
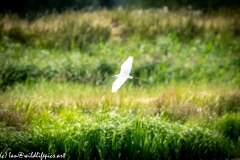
112;77;128;92
119;56;133;76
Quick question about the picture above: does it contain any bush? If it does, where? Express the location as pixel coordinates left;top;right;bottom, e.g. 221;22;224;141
0;64;39;90
0;60;115;90
7;27;34;45
214;94;240;116
1;114;233;160
0;23;4;40
216;113;240;143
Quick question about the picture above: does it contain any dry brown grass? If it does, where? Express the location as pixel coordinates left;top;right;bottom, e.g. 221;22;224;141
1;8;239;41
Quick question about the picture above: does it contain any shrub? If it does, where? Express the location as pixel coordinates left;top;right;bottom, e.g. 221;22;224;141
214;94;240;116
7;27;34;44
216;113;240;143
0;64;39;90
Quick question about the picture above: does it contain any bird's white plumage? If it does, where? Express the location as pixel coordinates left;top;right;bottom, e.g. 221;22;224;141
112;77;128;92
120;56;133;76
112;56;133;93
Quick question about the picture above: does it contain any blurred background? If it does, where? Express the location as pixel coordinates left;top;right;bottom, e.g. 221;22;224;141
0;1;240;159
0;0;240;91
1;0;240;15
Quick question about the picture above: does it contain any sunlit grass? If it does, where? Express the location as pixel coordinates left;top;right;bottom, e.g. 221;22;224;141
1;81;239;121
0;80;237;105
1;8;239;34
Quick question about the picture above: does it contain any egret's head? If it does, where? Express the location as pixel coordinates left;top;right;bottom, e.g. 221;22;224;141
111;75;118;79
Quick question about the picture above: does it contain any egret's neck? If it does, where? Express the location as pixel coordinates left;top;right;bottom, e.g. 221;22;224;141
112;75;118;79
112;75;133;79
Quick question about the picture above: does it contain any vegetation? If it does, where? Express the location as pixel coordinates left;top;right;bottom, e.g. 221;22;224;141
0;8;240;159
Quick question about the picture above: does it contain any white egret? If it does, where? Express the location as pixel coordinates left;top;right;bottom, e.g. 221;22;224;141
111;56;138;93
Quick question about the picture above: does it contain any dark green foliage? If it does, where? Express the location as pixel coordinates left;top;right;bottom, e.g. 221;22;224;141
169;20;204;42
0;64;39;90
0;23;4;40
208;93;240;116
7;27;30;44
93;61;115;84
0;60;115;90
137;0;240;10
0;0;96;17
215;113;240;157
0;128;33;153
0;117;235;160
216;113;240;143
6;26;38;45
1;0;240;17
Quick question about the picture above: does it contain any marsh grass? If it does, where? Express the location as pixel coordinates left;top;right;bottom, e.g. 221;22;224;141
0;82;239;159
0;106;236;159
0;82;239;124
1;32;239;90
0;8;240;48
1;9;239;91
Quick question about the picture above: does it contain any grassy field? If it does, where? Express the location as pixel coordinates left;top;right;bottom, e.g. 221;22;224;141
0;8;240;159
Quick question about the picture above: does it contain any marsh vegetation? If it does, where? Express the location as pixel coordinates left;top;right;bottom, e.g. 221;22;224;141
0;8;240;159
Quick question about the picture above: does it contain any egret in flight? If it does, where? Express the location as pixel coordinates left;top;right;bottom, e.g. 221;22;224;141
112;56;137;93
